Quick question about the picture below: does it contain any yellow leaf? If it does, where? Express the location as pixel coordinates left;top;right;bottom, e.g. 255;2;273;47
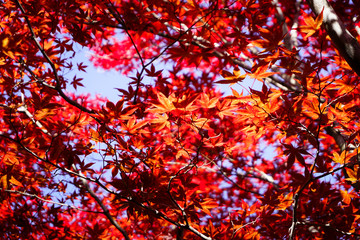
3;153;19;165
176;149;188;160
43;40;54;51
249;63;279;81
9;176;23;187
314;8;324;30
4;50;16;59
149;113;170;130
230;88;238;96
340;190;351;205
233;67;241;77
276;192;293;210
200;199;218;216
216;68;246;84
198;93;219;108
1;175;7;189
35;108;54;120
332;151;345;164
300;8;323;40
191;117;209;129
1;37;9;49
124;116;148;134
151;92;176;113
90;128;101;142
345;168;358;183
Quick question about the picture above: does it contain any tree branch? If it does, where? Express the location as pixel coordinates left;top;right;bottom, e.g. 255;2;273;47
14;0;95;114
307;0;360;76
1;189;100;213
79;176;131;240
297;221;360;237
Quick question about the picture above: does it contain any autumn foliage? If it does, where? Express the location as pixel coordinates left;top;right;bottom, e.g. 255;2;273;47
2;0;360;239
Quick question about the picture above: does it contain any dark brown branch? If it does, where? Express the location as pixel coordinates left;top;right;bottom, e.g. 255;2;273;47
289;64;325;240
307;0;360;76
79;176;131;240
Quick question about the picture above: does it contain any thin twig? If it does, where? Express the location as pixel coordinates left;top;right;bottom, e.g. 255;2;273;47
78;173;131;240
1;189;99;213
14;0;94;114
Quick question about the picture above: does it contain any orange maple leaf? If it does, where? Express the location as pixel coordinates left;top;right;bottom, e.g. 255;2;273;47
216;67;246;84
249;63;279;81
150;92;176;113
300;8;324;40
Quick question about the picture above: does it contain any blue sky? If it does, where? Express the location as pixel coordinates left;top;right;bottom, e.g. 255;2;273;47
67;46;264;102
66;46;129;102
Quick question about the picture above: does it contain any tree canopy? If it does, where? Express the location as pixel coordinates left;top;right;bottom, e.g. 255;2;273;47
1;0;360;239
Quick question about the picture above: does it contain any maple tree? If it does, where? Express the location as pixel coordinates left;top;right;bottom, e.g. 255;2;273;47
2;0;360;239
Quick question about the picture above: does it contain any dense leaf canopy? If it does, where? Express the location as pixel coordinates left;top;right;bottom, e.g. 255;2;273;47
1;0;360;239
